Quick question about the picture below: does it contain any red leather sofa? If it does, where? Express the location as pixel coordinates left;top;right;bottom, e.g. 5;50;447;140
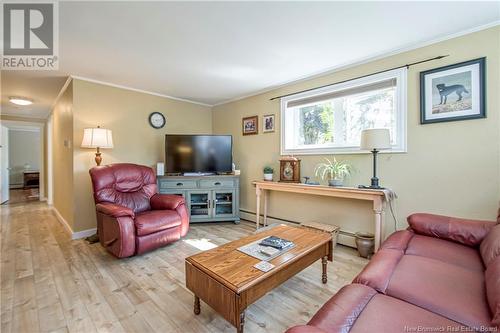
89;163;189;258
286;213;500;333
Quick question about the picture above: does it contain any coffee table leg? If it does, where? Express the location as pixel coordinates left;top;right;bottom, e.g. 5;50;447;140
194;295;200;315
237;311;245;333
322;256;328;284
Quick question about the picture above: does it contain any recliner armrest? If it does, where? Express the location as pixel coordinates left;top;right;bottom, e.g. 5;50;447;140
96;203;135;218
407;213;496;247
150;194;185;210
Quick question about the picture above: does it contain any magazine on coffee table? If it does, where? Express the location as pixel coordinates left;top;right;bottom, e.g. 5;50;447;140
237;236;295;261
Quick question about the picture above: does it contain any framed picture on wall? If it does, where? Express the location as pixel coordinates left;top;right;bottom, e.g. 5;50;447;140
420;57;485;124
263;114;275;133
242;116;258;135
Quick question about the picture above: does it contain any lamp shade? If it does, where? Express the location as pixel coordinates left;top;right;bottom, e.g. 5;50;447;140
81;127;113;149
360;128;391;150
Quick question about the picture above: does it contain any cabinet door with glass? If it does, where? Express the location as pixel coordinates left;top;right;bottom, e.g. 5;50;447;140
213;190;236;218
188;190;212;220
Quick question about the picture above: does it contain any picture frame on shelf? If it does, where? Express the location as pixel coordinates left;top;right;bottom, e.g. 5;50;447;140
420;57;485;124
263;114;275;133
242;115;258;135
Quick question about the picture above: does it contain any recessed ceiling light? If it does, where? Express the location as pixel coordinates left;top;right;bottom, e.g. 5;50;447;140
9;97;33;106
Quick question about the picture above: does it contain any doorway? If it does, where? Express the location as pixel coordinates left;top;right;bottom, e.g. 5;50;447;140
0;121;45;205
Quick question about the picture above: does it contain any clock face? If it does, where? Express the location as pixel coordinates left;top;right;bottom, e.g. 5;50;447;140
283;162;293;180
149;112;166;129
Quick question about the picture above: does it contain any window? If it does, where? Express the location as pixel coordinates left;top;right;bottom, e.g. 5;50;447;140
281;68;407;154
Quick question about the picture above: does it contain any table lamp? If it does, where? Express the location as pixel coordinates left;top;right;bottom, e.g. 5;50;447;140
359;128;391;189
81;126;113;166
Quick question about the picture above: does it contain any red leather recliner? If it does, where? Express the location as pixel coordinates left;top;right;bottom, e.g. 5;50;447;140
89;163;189;258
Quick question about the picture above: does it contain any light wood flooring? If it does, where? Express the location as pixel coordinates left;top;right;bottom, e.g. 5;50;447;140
0;201;368;333
3;189;40;206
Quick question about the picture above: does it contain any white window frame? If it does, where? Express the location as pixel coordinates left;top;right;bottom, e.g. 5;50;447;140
280;68;407;155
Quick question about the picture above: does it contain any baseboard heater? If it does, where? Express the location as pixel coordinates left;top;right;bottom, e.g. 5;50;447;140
239;209;357;248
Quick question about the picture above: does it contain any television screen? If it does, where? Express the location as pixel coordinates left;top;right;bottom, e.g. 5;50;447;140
165;135;232;174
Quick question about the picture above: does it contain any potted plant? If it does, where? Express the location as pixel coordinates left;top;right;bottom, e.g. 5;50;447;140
314;157;353;186
263;166;274;181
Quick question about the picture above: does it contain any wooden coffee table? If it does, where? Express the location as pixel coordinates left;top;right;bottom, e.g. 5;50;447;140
185;224;333;333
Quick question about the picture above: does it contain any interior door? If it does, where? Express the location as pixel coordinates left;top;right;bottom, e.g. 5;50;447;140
0;125;9;204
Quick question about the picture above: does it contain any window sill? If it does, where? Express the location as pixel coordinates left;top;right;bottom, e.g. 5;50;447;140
280;148;407;156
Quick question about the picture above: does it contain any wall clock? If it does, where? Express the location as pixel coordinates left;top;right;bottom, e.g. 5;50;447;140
149;112;166;129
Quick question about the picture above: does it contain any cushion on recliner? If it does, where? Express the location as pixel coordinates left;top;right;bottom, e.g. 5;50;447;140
386;255;491;329
90;163;157;213
480;224;500;267
134;210;181;236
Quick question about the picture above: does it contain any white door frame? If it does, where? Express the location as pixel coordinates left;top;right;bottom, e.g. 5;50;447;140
1;120;46;201
47;114;53;205
0;125;9;204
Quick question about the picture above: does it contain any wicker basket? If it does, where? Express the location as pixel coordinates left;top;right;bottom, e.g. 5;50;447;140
300;221;340;247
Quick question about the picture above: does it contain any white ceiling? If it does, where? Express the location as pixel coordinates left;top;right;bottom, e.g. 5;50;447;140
2;1;499;118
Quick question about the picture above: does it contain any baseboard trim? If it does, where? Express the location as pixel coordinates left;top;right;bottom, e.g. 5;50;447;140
51;206;73;236
72;228;97;240
239;209;357;248
50;206;96;240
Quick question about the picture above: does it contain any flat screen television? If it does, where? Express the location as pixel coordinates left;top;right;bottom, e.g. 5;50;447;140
165;135;233;175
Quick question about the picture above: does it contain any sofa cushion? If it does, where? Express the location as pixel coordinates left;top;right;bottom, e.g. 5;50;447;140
134;210;181;236
408;213;495;247
406;234;484;272
300;284;466;333
480;224;500;267
350;293;466;333
485;256;500;328
386;255;490;329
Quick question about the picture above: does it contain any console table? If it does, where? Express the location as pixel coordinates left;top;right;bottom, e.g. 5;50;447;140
158;175;240;224
253;181;387;252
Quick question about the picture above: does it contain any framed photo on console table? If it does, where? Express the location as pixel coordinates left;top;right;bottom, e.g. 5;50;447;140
420;57;485;124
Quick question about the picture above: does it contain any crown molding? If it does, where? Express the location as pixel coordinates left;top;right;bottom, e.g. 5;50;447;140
70;75;213;107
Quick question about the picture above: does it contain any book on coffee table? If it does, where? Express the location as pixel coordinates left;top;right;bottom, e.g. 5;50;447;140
237;236;295;261
259;236;294;250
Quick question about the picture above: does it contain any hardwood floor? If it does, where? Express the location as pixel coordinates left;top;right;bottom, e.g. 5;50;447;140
0;201;368;333
3;188;40;206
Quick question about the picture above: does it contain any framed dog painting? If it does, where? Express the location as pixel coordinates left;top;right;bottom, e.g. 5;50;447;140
420;58;485;124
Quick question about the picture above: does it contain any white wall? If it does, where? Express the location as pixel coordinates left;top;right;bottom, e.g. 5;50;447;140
8;129;41;186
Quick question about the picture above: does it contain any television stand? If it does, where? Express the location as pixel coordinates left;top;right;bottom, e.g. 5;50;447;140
183;172;215;176
157;174;240;224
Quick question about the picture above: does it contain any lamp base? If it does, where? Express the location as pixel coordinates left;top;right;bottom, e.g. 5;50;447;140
358;176;384;189
358;185;385;190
